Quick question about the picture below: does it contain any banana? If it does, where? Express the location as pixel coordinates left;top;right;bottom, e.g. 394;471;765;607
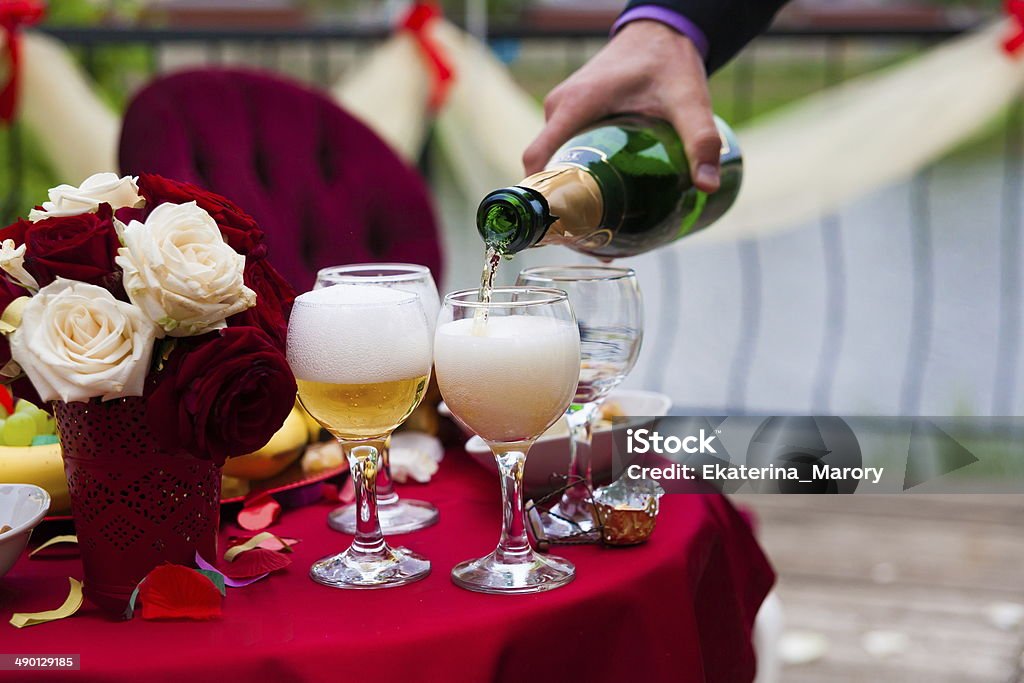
0;443;70;514
221;405;310;480
0;404;314;515
0;404;315;515
295;401;324;442
220;474;251;500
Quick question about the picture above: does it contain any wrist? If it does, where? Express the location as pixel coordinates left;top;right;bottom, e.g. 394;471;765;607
611;7;709;60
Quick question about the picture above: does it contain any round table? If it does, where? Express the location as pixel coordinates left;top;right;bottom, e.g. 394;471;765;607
2;449;774;682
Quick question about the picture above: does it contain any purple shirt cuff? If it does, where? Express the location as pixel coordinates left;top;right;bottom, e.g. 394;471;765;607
611;6;710;61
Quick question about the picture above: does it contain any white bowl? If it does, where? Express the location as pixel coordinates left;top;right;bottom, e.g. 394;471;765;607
448;389;672;500
0;484;51;579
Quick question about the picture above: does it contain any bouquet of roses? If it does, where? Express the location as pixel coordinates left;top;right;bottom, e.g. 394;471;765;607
0;172;297;466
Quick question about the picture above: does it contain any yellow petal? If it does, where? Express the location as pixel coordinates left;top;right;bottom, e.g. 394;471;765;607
224;532;292;562
10;578;83;628
29;535;78;557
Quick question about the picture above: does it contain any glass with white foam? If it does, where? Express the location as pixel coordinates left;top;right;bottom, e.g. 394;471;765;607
287;284;432;588
314;263;441;535
434;287;581;594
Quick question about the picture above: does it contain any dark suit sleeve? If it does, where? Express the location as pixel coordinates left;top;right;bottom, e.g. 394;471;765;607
622;0;789;73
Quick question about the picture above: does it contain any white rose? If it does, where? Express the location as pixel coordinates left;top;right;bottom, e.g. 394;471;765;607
0;239;38;292
28;173;145;222
115;201;256;337
10;279;159;402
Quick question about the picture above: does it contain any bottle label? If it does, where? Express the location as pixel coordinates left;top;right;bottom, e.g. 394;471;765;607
549;145;626;235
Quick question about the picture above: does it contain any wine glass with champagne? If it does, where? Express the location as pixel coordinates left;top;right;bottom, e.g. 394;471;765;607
314;264;441;535
287;284;432;588
516;266;642;539
434;287;580;593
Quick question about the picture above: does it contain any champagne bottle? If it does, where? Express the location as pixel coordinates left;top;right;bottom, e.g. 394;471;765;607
477;114;742;258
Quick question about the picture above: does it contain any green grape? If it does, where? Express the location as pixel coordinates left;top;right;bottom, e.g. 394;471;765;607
14;399;37;414
0;418;6;446
43;416;56;436
3;412;36;447
30;408;49;435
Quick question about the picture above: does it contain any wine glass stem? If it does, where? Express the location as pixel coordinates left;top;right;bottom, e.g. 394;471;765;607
375;435;399;507
342;439;388;556
492;445;532;564
560;401;600;515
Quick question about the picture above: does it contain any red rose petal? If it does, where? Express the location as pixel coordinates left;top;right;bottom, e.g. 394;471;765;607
237;496;281;531
138;564;222;621
219;548;292;580
339;477;356;504
321;483;340;503
0;384;14;415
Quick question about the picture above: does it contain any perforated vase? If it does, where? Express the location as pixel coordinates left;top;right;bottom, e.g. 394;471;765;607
53;397;221;617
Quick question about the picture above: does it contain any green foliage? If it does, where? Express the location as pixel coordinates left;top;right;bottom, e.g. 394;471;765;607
0;1;152;220
437;0;524;19
44;0;145;25
42;0;103;25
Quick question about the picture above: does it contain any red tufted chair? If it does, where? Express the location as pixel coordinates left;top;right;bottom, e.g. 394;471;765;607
119;68;443;291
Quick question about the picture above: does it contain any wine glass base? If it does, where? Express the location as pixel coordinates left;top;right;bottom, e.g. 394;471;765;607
328;499;440;535
451;550;575;595
310;546;430;589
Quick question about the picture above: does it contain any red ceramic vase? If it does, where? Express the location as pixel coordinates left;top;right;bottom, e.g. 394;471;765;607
53;398;221;617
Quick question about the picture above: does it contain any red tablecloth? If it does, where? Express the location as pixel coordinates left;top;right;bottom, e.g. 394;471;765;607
2;450;774;683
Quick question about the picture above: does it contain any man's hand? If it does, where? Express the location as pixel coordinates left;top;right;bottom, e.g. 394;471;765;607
522;20;722;193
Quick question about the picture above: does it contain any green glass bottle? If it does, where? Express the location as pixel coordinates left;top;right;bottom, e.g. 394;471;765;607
477;114;742;259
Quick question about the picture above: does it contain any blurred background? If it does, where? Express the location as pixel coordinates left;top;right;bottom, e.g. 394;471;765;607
9;1;1024;681
19;0;1024;418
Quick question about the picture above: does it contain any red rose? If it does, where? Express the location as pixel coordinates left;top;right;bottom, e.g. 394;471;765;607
0;274;41;405
0;218;29;245
137;174;265;256
0;248;42;401
22;204;123;291
145;327;296;465
227;258;295;352
0;277;26;371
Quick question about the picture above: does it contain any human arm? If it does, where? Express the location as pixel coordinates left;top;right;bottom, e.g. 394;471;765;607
522;1;788;192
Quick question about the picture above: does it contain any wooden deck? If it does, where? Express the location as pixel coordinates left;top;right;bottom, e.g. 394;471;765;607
735;494;1024;682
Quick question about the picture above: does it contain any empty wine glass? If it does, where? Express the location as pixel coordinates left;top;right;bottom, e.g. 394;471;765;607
516;266;642;539
314;264;440;535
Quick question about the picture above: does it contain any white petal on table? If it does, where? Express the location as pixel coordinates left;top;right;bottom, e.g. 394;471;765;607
391;432;444;463
389;438;441;485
